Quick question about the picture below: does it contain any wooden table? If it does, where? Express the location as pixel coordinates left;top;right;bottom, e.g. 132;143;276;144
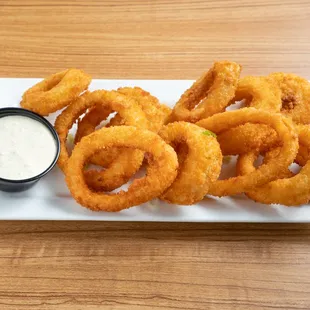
1;1;310;309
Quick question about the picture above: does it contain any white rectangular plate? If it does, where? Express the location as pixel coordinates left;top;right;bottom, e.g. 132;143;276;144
0;78;309;222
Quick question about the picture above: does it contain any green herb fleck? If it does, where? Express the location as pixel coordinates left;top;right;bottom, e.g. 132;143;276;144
202;130;216;138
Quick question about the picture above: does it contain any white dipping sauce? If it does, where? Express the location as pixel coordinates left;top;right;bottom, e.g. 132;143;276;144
0;115;57;180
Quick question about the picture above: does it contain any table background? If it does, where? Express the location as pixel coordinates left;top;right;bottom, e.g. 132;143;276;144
1;1;310;309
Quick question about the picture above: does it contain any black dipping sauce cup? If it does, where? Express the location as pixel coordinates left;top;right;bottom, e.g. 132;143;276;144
0;108;60;192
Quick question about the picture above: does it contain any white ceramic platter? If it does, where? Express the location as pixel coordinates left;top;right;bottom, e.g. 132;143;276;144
0;78;309;222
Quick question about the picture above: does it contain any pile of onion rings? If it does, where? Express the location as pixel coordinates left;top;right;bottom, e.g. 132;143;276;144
20;62;310;211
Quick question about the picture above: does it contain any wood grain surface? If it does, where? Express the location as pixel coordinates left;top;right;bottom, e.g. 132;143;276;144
1;0;310;79
1;1;310;309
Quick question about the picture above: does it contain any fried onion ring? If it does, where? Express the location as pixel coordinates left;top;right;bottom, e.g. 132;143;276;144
75;87;170;167
74;104;121;168
217;124;279;155
159;122;222;205
196;108;299;197
55;90;148;191
168;61;241;123
217;76;282;155
269;73;310;124
21;68;91;116
220;74;310;157
108;87;171;132
65;126;178;212
235;76;282;112
237;125;310;206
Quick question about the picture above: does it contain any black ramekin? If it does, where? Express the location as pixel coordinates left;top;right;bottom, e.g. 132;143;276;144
0;107;60;192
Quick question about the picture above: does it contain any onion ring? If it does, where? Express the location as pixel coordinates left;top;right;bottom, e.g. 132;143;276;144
217;124;279;155
75;87;170;167
159;122;222;205
65;126;178;212
20;68;91;116
219;74;310;156
235;76;282;112
237;125;310;206
269;73;310;124
108;87;171;131
54;90;148;191
74;104;122;168
168;61;241;123
217;76;282;155
74;104;113;146
196;108;299;196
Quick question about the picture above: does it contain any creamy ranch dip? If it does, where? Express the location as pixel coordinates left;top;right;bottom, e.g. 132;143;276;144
0;115;57;180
